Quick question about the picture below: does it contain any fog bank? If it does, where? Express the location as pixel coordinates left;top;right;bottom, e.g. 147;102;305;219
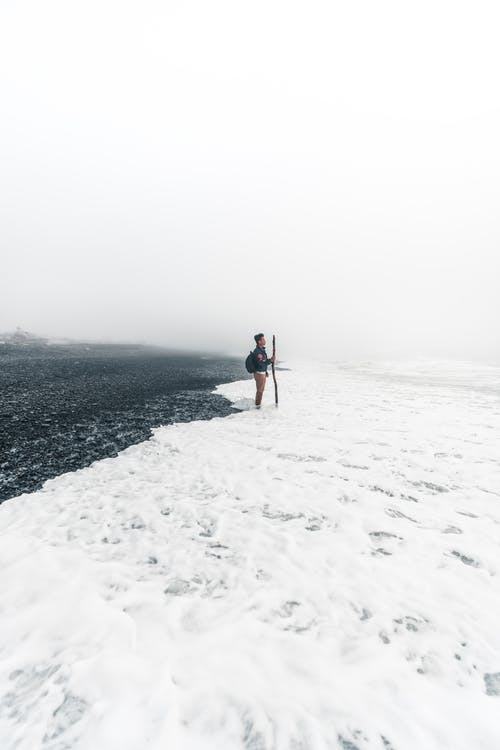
2;1;499;361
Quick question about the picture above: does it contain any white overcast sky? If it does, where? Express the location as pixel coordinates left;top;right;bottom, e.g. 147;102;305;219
1;0;499;359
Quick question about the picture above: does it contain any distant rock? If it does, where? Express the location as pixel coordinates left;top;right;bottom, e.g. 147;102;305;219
0;327;49;346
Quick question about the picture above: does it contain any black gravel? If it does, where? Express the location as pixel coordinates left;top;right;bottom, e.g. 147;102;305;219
0;343;245;503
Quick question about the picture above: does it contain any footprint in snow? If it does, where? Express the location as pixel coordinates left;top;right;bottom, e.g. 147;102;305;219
393;615;428;633
205;542;232;560
9;663;61;689
450;550;480;568
277;452;327;463
44;694;87;742
170;574;229;599
484;672;500;696
262;505;304;522
400;493;419;503
338;461;369;470
381;736;397;749
4;665;65;724
126;515;145;530
385;508;417;523
305;515;327;531
283;619;317;634
101;536;121;544
277;600;301;618
338;732;365;750
197;518;216;537
338;493;357;504
410;480;449;494
198;577;228;598
242;718;267;750
369;485;396;498
164;578;192;596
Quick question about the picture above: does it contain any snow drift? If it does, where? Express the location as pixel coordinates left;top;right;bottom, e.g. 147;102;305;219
1;360;500;750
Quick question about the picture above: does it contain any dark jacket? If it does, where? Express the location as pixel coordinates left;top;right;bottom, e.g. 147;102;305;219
253;346;273;374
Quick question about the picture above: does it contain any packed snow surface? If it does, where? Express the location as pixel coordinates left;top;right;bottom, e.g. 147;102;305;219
1;360;500;750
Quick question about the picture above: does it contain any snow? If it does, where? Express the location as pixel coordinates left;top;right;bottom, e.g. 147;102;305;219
1;359;500;750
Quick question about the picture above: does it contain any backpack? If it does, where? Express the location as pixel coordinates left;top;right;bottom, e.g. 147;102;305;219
245;351;257;373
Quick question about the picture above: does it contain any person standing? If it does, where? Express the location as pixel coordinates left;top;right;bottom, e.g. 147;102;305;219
252;333;275;408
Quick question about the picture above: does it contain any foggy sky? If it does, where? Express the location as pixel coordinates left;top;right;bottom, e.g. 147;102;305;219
1;0;499;361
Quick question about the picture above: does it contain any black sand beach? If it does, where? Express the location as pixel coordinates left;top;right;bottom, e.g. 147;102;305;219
0;343;243;502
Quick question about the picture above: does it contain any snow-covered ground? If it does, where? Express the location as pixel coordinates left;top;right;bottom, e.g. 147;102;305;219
1;360;500;750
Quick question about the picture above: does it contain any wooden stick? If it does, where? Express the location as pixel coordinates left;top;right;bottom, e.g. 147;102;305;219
272;334;278;407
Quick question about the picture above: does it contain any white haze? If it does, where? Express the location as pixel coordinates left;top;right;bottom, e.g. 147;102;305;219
1;0;499;361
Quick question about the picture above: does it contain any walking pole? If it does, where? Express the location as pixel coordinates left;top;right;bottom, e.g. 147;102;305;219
272;334;278;407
